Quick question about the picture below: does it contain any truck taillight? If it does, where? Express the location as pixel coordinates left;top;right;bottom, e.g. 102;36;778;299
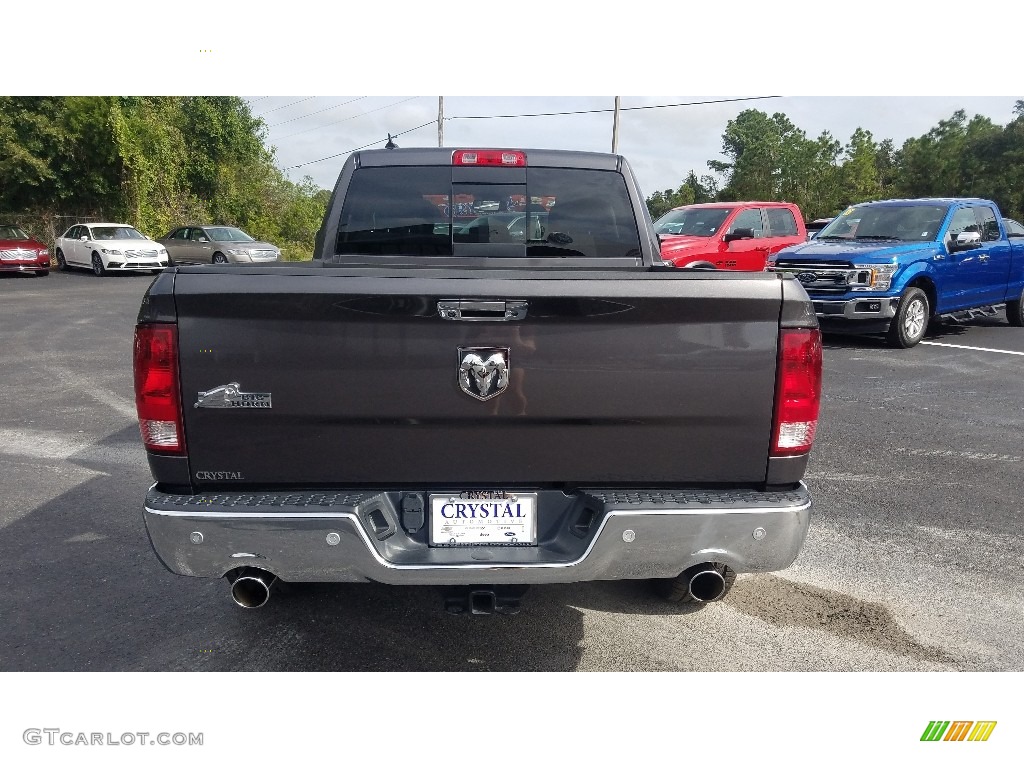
771;328;822;457
133;324;186;455
452;149;526;166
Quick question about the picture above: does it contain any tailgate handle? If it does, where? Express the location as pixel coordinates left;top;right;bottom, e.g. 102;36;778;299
437;300;528;321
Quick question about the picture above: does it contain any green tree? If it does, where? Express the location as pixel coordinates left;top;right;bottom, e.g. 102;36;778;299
893;109;1012;218
52;97;121;213
179;96;269;203
682;170;718;203
991;100;1024;219
839;127;883;206
0;97;67;210
784;130;842;220
709;109;795;200
707;109;845;219
0;96;329;258
645;184;694;219
109;97;194;235
897;110;969;197
874;138;900;199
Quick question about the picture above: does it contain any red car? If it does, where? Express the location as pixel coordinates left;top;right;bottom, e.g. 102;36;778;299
0;223;50;276
654;202;807;270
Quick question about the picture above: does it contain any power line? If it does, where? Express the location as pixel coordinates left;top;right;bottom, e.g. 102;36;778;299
253;96;317;117
277;96;782;173
450;95;781;120
266;97;367;128
272;96;421;140
284;120;436;169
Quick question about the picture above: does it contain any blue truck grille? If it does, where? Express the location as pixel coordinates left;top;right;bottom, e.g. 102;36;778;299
770;260;860;294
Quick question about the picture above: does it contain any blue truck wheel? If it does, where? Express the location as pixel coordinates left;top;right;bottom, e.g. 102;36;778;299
887;287;930;348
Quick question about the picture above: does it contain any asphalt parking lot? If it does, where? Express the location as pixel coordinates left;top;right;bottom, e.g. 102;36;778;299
1;269;1022;671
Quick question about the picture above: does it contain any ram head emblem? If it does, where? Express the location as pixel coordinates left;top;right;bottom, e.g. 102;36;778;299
458;348;510;401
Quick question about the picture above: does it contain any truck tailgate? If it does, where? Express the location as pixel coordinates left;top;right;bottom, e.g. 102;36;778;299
174;269;783;488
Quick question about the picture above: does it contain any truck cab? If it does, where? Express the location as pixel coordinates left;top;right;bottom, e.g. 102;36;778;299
767;198;1024;347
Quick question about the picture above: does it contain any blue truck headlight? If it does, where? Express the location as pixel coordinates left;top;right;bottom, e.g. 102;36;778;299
853;264;897;291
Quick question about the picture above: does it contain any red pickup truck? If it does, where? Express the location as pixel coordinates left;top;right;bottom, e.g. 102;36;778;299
654;202;807;270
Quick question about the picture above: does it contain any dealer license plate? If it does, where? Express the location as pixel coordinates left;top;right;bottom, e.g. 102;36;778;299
429;492;537;546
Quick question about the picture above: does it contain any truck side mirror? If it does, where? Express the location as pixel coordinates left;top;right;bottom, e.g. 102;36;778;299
723;228;754;243
949;230;982;253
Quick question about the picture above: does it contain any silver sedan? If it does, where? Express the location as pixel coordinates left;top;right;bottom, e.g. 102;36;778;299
158;225;281;265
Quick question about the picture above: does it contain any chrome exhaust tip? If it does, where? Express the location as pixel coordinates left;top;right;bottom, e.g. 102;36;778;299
228;568;278;609
686;565;727;602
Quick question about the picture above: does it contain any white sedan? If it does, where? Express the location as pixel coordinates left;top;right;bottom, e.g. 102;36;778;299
54;223;169;276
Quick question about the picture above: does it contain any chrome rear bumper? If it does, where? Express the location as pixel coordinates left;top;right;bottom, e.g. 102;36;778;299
143;485;812;585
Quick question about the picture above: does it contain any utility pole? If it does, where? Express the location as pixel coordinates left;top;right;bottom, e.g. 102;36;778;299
438;96;444;147
611;96;621;154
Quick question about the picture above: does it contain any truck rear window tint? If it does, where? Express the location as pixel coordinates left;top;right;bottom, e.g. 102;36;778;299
335;166;640;259
766;207;798;237
336;167;453;256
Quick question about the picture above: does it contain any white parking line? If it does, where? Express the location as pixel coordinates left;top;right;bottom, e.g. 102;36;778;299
895;447;1022;463
0;428;90;460
804;471;887;483
83;388;138;420
0;427;144;465
920;341;1024;356
43;365;138;420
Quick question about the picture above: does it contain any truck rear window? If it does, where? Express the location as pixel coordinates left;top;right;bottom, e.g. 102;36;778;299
334;166;641;259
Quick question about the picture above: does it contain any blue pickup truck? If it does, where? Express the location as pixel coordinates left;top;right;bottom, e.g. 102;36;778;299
766;198;1024;347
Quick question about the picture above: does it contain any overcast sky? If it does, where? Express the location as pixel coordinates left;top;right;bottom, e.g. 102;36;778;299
256;95;1023;199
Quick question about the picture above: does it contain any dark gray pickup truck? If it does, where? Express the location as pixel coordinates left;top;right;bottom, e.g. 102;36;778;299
134;148;822;614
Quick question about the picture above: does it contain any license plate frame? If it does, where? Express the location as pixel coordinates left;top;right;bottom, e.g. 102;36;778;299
428;492;538;547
